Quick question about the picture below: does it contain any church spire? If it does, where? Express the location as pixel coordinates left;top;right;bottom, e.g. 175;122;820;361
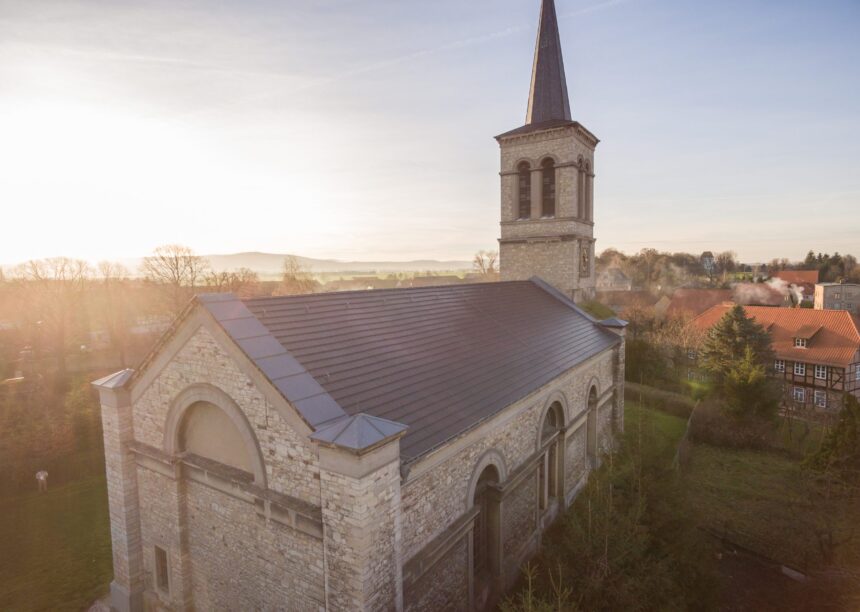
526;0;571;125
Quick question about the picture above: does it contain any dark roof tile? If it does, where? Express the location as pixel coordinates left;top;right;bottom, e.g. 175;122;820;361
245;280;619;461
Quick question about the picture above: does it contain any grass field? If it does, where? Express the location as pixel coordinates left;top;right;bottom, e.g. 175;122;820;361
0;476;112;612
684;439;858;572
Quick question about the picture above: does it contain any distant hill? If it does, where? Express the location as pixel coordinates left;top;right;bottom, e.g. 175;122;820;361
2;252;473;277
101;252;470;276
206;252;472;275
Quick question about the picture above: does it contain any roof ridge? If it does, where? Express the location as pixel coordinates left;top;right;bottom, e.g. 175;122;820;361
243;280;529;305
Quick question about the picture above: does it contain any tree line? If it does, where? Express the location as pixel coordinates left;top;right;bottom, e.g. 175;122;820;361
597;247;860;292
0;245;319;384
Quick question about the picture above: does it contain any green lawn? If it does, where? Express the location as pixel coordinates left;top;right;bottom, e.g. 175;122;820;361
0;476;112;612
685;442;858;571
624;400;688;445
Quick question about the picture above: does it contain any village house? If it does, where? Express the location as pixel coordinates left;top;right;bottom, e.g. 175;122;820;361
691;305;860;413
814;281;860;316
772;269;819;304
92;2;626;611
596;268;632;291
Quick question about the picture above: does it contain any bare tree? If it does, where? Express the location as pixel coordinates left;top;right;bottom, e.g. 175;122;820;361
472;250;499;279
95;261;133;367
204;267;261;298
141;244;209;314
14;258;92;382
275;256;317;296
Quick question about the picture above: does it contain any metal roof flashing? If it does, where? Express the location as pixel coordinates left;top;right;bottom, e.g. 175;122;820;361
310;413;408;455
92;368;135;389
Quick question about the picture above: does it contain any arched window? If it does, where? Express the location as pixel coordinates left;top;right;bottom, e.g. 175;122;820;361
179;401;254;473
586;386;598;465
541;158;556;218
577;156;585;219
472;465;500;585
517;161;531;219
584;160;593;221
538;401;564;511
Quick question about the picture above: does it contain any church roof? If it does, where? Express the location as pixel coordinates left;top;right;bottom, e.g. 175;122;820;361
236;279;619;462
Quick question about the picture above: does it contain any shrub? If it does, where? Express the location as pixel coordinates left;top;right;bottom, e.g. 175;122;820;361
624;382;695;419
688;398;774;450
501;405;716;611
804;394;860;481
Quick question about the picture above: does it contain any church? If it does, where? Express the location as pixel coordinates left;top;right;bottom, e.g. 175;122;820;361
93;1;626;610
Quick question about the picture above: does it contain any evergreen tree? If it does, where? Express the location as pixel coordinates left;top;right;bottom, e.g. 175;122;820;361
804;394;860;481
721;346;780;421
700;305;774;390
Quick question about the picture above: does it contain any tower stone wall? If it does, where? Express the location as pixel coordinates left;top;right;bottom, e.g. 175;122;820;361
497;124;597;302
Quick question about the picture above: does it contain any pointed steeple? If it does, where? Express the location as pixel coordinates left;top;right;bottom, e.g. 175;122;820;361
526;0;571;125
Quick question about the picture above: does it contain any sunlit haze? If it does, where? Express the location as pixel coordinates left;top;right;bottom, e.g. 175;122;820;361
1;0;858;265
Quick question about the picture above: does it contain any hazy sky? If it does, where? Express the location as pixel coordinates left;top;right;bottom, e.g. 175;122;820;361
1;0;858;265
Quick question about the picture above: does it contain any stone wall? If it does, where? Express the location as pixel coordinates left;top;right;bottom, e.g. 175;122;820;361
564;425;587;494
502;473;537;559
400;349;618;605
137;467;325;612
497;125;597;299
112;311;620;611
404;539;469;612
133;326;321;506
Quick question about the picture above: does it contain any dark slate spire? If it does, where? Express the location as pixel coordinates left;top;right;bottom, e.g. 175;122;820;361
526;0;571;124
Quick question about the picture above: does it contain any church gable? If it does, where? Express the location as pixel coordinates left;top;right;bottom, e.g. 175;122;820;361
130;313;323;506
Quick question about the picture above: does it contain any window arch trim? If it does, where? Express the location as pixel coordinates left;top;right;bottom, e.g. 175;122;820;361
163;383;268;487
466;448;507;508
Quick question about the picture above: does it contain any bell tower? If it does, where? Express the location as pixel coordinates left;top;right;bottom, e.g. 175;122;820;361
496;0;598;302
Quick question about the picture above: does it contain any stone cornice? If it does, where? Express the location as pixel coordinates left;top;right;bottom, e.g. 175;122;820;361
500;216;594;227
128;440;324;539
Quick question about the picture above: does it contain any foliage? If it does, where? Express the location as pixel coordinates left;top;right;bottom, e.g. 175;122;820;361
804;394;860;481
801;250;859;283
720;346;780;421
501;405;716;611
275;256;319;295
0;378;104;495
624;382;696;419
699;305;774;391
689;398;776;450
578;299;614;320
141;244;209;313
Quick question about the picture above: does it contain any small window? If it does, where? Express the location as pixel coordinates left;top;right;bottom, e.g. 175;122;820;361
687;370;695;380
814;390;827;408
795;338;808;348
856;367;860;381
794;362;806;376
687;349;697;360
155;546;170;593
774;360;785;372
814;365;827;380
833;292;841;299
793;387;805;403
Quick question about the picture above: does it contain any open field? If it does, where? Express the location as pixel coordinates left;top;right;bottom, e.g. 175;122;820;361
685;442;859;572
0;476;111;612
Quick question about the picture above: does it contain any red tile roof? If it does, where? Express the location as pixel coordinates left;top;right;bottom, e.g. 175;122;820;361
693;305;860;367
773;270;819;285
666;289;733;318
